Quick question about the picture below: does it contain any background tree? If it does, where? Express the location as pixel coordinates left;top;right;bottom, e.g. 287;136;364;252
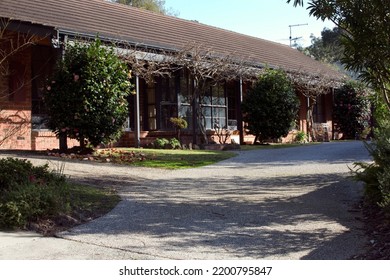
242;69;300;144
45;39;132;151
304;27;343;64
112;0;177;15
287;1;390;218
287;0;390;111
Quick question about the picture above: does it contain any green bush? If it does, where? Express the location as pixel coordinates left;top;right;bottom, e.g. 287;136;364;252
169;138;181;149
0;158;64;192
295;131;307;143
44;38;132;148
153;138;169;149
354;121;390;211
152;138;181;149
241;69;300;143
170;117;188;130
0;158;70;229
333;81;372;139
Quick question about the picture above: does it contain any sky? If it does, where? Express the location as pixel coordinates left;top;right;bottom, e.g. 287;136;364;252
163;0;335;47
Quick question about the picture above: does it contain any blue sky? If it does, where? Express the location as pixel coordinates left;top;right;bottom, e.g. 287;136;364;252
164;0;335;47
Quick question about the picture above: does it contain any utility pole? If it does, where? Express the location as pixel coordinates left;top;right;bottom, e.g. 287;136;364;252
289;23;308;47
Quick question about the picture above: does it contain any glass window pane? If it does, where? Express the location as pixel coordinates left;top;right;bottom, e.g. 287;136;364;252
178;70;192;104
179;105;192;130
213;108;227;129
161;77;177;103
161;104;178;130
212;83;226;105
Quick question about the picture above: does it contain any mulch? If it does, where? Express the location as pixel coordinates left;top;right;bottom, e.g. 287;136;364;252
26;209;99;237
352;202;390;259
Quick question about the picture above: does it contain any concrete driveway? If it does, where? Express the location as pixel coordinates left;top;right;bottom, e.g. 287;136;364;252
0;141;371;259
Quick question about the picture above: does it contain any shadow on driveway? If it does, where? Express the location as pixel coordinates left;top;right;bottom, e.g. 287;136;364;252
62;172;365;259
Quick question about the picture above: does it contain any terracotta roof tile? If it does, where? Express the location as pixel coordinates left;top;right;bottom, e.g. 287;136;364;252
0;0;343;79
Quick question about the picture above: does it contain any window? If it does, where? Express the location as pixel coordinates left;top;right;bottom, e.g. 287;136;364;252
313;94;326;123
200;81;227;130
226;81;237;119
159;75;178;130
31;45;58;129
178;69;193;130
155;71;228;132
147;84;157;130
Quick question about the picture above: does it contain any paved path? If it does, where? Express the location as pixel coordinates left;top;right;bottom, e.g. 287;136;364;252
0;141;371;259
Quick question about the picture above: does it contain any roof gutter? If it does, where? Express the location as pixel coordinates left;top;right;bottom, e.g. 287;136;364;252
56;28;180;54
56;29;334;82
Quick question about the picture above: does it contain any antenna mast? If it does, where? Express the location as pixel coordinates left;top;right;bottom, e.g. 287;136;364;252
289;23;308;47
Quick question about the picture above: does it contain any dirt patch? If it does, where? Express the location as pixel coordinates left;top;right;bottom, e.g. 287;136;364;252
352;202;390;259
26;209;104;237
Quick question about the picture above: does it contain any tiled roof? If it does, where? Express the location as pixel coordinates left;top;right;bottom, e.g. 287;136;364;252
0;0;343;79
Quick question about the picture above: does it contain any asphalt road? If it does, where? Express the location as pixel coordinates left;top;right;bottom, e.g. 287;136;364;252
0;141;372;259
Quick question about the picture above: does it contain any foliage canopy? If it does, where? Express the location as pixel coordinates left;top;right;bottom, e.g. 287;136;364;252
287;0;390;110
333;81;372;139
113;0;175;15
242;69;300;143
45;39;132;148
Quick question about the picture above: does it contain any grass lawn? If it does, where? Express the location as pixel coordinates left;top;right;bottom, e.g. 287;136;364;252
94;148;237;169
0;157;121;235
69;184;120;219
239;142;321;151
91;143;320;169
29;184;121;235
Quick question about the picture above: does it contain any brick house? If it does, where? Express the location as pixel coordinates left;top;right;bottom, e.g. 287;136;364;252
0;0;344;150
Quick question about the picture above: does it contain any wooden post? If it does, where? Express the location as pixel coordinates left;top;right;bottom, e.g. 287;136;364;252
134;75;141;148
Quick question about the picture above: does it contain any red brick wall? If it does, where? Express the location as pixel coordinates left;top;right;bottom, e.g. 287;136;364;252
0;44;33;150
31;130;79;151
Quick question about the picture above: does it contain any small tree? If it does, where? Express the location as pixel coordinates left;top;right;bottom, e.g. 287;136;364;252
45;39;132;151
290;71;337;142
242;69;300;144
170;117;187;144
333;81;372;139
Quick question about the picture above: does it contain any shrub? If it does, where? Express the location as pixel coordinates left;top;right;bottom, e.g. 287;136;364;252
0;158;70;229
44;38;132;149
354;121;390;211
152;138;181;149
0;158;64;192
333;81;372;139
170;117;188;144
241;69;300;143
153;138;170;149
295;131;307;143
169;138;181;149
170;117;188;130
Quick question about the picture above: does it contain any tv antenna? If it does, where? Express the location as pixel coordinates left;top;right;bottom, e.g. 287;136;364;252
289;23;308;47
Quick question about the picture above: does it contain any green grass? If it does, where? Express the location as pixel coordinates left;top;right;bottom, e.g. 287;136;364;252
69;184;120;217
239;142;321;151
94;148;237;169
0;157;121;231
94;143;324;169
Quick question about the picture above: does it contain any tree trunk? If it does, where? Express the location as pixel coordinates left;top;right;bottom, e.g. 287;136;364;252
80;135;86;150
59;131;68;152
382;88;390;112
306;96;317;142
